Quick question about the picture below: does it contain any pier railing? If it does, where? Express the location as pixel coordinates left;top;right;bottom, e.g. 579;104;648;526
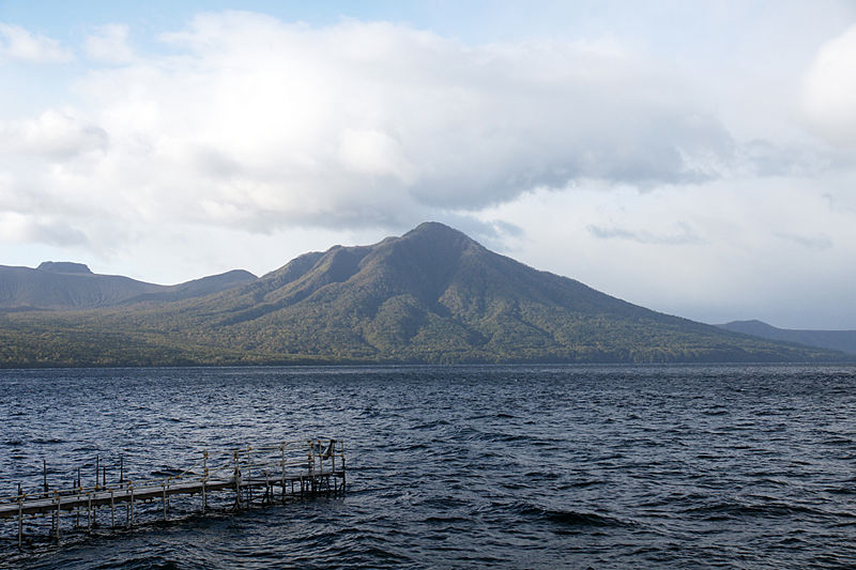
0;438;345;549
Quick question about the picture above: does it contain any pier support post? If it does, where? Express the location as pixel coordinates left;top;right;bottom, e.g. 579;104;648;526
233;450;242;510
280;444;286;503
54;492;61;542
129;482;135;526
75;469;81;529
202;450;209;513
17;484;23;549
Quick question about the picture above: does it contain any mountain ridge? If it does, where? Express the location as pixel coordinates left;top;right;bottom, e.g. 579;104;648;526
0;263;257;311
718;319;856;355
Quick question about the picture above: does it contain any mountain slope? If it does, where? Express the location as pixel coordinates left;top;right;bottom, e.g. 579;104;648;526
718;320;856;355
0;223;846;367
0;263;257;310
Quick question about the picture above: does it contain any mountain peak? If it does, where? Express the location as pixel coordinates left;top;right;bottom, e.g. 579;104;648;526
400;221;482;250
37;261;93;274
408;221;456;234
404;221;468;239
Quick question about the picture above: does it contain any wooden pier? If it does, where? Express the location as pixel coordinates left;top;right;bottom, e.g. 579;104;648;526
0;439;345;549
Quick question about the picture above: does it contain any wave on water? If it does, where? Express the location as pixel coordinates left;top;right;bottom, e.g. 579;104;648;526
684;499;844;520
509;501;638;530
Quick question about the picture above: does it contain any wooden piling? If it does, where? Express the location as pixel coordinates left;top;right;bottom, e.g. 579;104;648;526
233;450;242;510
17;485;23;549
129;482;135;526
202;450;209;513
54;492;61;542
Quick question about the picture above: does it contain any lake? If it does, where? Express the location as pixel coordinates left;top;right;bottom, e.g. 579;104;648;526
1;365;854;568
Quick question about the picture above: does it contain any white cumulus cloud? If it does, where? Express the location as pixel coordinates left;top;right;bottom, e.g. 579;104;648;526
85;24;135;64
803;23;856;146
0;109;108;159
0;23;72;63
0;212;88;246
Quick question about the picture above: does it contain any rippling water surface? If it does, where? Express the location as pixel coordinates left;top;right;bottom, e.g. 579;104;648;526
1;364;855;569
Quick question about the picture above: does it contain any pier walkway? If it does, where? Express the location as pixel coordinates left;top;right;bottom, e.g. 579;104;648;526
0;439;345;548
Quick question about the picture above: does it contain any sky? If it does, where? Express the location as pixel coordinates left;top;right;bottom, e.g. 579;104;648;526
1;0;856;329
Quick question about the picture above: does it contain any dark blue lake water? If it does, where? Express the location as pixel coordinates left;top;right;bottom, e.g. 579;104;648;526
1;365;854;569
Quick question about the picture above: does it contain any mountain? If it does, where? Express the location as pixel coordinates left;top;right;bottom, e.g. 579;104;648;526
0;262;257;310
0;222;846;367
124;269;259;304
718;320;856;355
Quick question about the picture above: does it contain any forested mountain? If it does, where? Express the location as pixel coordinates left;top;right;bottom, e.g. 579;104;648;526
0;223;846;367
719;320;856;355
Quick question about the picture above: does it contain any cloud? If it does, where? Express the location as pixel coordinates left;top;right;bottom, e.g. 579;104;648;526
775;232;833;250
0;109;109;159
587;223;703;245
0;213;88;246
0;23;73;63
479;174;856;328
0;11;741;240
803;23;856;146
736;139;833;177
85;24;135;64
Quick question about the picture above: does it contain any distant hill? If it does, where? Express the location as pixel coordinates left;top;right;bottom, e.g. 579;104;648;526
0;263;257;310
718;320;856;355
37;261;93;274
0;223;847;367
124;270;260;304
